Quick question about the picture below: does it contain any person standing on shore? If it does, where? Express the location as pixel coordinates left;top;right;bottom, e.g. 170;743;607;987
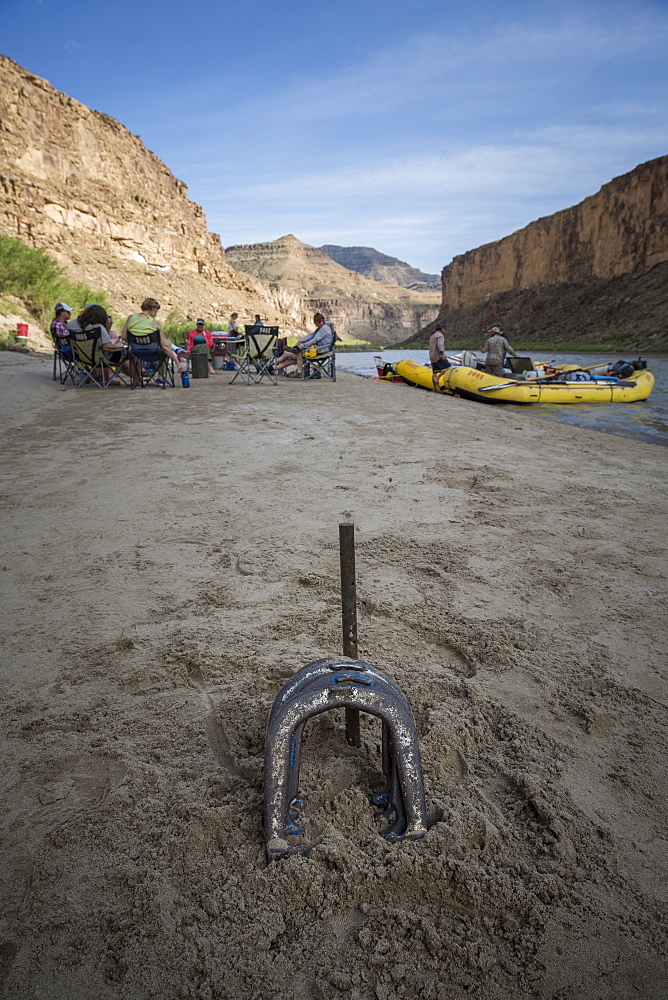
480;326;517;377
228;312;240;336
429;324;450;391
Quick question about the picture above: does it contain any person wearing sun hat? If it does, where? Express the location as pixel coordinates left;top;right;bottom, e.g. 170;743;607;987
186;318;216;374
479;325;517;377
428;322;450;391
50;302;75;356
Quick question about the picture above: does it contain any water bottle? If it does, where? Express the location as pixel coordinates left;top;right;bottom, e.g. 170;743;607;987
181;371;190;387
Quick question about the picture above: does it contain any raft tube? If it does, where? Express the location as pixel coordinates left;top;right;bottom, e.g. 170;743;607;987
393;359;655;404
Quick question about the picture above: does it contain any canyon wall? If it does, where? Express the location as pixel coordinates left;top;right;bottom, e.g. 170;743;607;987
440;156;668;312
225;235;439;344
0;55;437;340
399;156;668;349
0;55;296;326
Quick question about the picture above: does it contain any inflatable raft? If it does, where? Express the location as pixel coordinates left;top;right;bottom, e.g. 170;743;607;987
390;358;654;404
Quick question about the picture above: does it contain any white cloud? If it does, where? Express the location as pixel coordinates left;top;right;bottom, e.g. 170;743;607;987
213;125;663;207
156;1;668;272
199;6;667;134
207;120;666;271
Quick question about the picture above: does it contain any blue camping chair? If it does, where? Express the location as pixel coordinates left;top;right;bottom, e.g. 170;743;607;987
126;330;174;388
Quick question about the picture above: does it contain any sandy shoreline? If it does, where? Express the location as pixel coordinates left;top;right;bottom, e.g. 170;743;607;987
1;352;667;999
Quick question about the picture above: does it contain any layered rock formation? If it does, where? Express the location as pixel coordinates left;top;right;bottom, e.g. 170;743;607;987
318;245;440;290
403;156;668;349
0;55;291;325
0;55;437;340
440;157;667;312
225;235;439;343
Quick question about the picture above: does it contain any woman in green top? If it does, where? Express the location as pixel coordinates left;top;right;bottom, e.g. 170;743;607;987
120;298;184;373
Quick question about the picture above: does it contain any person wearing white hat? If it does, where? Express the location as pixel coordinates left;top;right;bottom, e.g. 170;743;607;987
50;302;74;355
479;325;517;377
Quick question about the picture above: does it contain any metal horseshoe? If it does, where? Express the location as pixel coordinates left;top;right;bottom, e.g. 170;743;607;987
264;657;427;861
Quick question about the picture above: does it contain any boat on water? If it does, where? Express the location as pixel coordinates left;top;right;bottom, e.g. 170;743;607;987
377;355;654;404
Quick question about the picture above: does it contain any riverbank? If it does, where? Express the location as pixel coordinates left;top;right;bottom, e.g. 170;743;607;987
399;339;668;353
397;260;668;354
1;352;667;1000
338;351;668;447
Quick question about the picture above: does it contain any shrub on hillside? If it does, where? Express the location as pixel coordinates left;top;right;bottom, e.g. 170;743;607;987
0;234;111;331
162;312;192;347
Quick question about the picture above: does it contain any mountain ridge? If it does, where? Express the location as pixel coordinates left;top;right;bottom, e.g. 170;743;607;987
225;235;439;344
318;244;441;291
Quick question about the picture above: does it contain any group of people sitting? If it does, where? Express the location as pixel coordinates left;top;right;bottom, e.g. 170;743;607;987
181;311;336;377
50;299;336;385
51;298;185;386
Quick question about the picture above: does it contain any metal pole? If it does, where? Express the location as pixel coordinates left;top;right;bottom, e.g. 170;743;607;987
339;521;361;747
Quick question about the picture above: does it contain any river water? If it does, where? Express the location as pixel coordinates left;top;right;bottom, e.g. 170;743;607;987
337;351;668;447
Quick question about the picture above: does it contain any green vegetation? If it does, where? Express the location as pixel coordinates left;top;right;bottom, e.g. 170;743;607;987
337;341;385;352
0;234;111;346
161;312;194;347
0;328;18;350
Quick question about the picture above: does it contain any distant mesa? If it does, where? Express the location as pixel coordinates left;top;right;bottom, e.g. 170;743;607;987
318;245;441;291
4;53;662;351
0;53;437;341
225;235;439;344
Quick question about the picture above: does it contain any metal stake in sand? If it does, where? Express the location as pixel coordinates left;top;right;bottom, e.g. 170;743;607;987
339;521;361;747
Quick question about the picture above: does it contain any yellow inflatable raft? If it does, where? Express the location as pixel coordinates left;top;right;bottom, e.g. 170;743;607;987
393;359;654;404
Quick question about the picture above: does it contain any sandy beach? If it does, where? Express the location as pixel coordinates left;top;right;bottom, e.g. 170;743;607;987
1;351;666;1000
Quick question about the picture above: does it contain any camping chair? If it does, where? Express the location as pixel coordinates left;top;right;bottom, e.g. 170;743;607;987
69;326;129;389
126;330;174;389
230;326;278;385
51;332;77;385
301;347;336;382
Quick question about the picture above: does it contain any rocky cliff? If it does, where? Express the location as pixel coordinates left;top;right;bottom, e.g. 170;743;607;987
440;157;668;313
0;55;295;326
0;55;437;340
403;156;668;350
225;235;439;344
318;245;440;291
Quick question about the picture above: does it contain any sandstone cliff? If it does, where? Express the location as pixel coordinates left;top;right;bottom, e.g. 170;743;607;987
225;235;439;344
440;156;667;312
0;55;296;327
0;55;437;341
404;156;668;350
318;245;440;291
402;262;668;351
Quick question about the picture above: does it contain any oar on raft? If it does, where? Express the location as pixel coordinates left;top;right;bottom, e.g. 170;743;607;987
478;363;609;393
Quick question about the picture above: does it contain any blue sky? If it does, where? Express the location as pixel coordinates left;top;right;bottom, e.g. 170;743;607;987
1;0;667;273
